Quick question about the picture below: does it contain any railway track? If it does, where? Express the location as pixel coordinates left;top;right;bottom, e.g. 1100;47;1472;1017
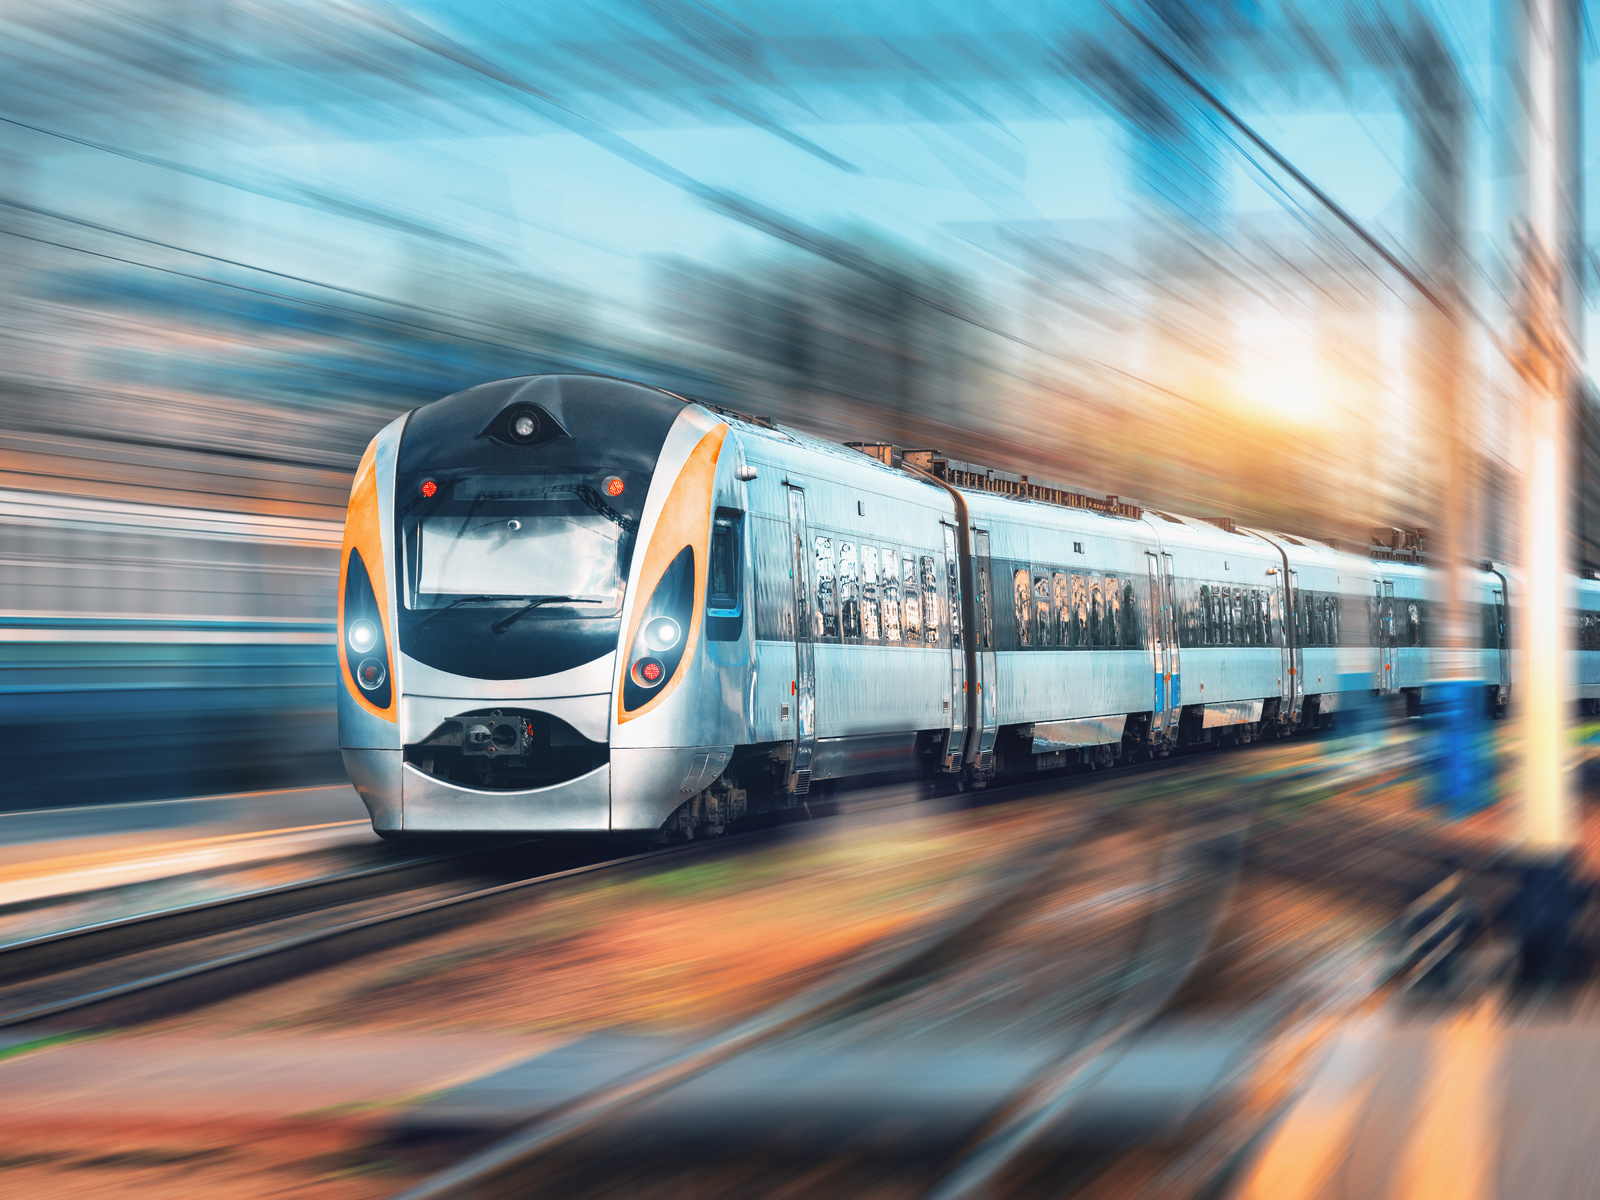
378;750;1482;1200
387;794;1257;1200
0;764;1124;1037
0;838;719;1034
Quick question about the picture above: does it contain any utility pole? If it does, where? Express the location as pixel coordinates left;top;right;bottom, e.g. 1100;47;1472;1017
1398;16;1484;815
1510;0;1583;978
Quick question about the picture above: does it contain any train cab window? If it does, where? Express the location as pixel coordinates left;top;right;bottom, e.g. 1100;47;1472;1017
839;542;861;640
707;511;744;641
901;554;922;643
881;547;903;642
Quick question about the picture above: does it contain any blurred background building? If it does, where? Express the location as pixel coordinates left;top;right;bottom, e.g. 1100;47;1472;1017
0;0;1592;805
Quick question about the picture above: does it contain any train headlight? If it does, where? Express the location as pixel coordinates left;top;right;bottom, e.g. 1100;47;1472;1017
341;548;391;709
512;413;538;440
356;658;387;691
621;545;695;713
644;616;681;651
630;656;666;688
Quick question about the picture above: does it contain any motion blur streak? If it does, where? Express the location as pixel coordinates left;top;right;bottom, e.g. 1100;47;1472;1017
0;0;1589;807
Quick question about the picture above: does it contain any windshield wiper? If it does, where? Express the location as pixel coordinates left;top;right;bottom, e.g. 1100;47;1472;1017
491;595;607;635
415;595;496;633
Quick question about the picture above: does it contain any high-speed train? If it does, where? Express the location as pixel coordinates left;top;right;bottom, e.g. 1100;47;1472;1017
336;373;1590;841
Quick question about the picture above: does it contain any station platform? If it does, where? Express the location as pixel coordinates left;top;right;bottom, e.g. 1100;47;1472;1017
1238;997;1600;1199
0;784;375;914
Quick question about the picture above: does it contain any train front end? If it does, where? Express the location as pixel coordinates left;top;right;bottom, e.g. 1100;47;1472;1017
337;374;732;838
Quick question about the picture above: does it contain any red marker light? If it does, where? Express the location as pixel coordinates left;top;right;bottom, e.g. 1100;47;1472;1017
604;476;625;497
421;479;438;498
641;660;662;682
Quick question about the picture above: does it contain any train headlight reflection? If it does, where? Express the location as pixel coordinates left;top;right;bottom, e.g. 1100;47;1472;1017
347;618;378;654
644;616;681;651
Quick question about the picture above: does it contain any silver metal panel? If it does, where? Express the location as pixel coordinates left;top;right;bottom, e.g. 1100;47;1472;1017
337;413;407;753
338;677;402;749
1181;648;1284;709
809;732;920;780
373;413;404;704
609;408;735;755
398;652;616;701
1200;699;1264;728
610;746;710;831
752;640;797;744
341;747;402;831
1030;714;1127;752
679;746;733;794
401;762;610;832
812;644;946;738
990;651;1149;729
402;693;610;745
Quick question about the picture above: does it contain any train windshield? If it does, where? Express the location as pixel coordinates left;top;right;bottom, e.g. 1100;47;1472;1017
401;474;636;614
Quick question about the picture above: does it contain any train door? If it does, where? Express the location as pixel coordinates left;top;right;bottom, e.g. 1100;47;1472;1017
1493;585;1509;694
941;524;966;770
1377;580;1397;694
1146;553;1172;738
1162;553;1181;709
1287;570;1305;721
784;485;817;793
1273;569;1292;718
972;529;998;765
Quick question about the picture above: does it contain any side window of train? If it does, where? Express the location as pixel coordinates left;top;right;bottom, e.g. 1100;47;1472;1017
943;530;962;648
1105;576;1122;648
1088;576;1104;647
921;555;941;646
707;510;744;642
860;545;881;642
1052;572;1072;646
1012;567;1032;648
976;558;992;649
751;515;792;642
1406;601;1421;648
838;542;861;641
1033;569;1052;647
1122;581;1141;648
1070;574;1088;648
881;546;903;642
813;535;837;641
902;554;923;643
